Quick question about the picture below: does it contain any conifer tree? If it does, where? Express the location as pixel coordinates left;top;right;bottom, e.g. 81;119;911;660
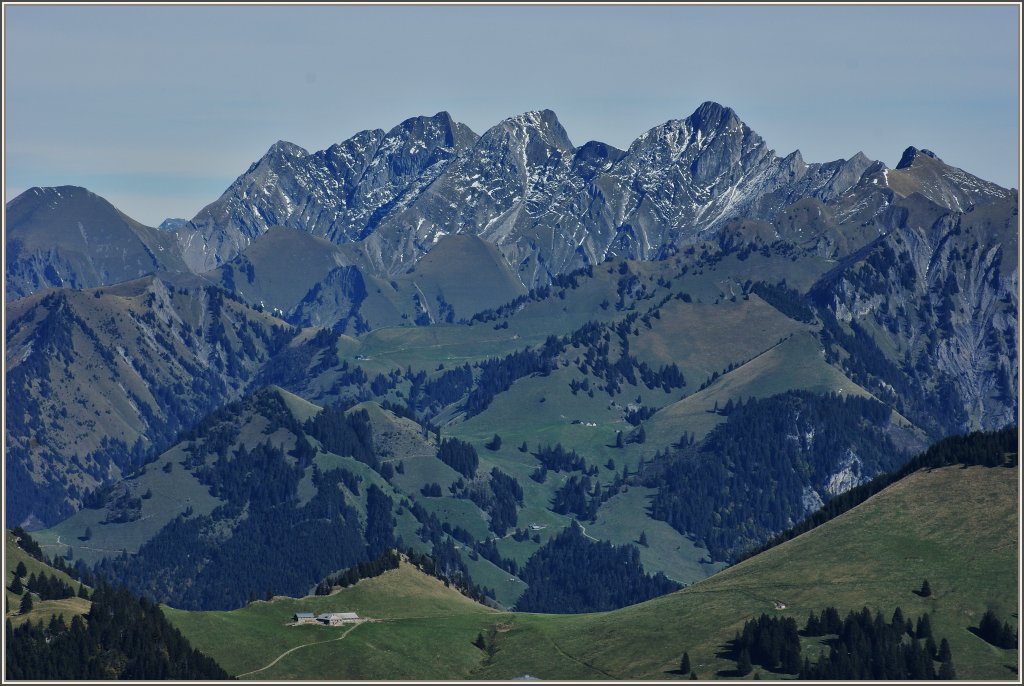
937;638;951;663
9;576;23;595
999;621;1017;649
680;651;690;674
891;607;905;632
19;593;33;614
916;613;932;640
14;562;26;578
938;659;956;680
737;647;752;676
920;579;931;597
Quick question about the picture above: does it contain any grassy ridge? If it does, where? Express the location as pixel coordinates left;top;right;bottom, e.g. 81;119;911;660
168;463;1018;680
4;532;91;629
522;464;1018;680
163;562;496;678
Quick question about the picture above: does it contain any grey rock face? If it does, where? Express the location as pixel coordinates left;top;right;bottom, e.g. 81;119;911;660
182;102;966;287
812;191;1018;434
178;112;479;272
288;265;369;333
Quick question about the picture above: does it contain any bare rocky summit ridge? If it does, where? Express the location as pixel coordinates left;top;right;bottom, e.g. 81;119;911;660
163;102;1012;293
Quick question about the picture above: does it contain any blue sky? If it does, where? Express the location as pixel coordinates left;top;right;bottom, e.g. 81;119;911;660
4;4;1020;226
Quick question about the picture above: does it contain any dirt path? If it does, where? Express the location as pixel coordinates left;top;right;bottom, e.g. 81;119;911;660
574;522;600;542
236;623;362;679
547;636;615;679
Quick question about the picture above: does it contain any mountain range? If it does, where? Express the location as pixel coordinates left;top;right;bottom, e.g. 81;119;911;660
4;103;1018;636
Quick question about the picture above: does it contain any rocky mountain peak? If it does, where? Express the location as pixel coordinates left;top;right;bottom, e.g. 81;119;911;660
390;111;478;149
488;109;575;154
266;139;309;161
896;146;941;170
687;100;743;133
849;151;872;166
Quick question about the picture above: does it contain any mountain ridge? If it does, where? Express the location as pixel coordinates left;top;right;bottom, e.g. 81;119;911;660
6;102;1013;303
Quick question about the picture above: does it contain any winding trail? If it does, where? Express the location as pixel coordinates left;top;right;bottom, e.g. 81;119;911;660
574;522;600;542
236;622;363;679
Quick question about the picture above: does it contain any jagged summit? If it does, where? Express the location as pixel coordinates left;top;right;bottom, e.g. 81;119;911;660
688;100;743;132
896;146;941;169
390;111;478;147
486;108;575;152
266;140;309;159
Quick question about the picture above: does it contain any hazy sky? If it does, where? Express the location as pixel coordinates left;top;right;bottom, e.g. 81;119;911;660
4;4;1020;226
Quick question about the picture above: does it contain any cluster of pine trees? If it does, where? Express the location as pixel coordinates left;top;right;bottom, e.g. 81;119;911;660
748;280;815;323
437;438;479;478
646;390;905;561
463;335;562;416
5;583;229;680
6;530;229;679
94;461;368;610
315;549;402;595
455;467;522;536
532;443;590;473
551;475;600;520
730;613;801;675
305;405;377;469
799;607;956;680
513;522;679;613
976;609;1018;649
409;363;474;411
9;566;85;603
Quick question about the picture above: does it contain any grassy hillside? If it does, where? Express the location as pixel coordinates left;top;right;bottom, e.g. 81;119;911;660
168;462;1018;680
5;531;90;629
164;561;498;680
645;330;877;445
204;226;351;313
397;233;527;322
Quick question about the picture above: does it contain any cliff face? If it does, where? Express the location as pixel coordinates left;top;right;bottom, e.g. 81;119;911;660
812;191;1018;434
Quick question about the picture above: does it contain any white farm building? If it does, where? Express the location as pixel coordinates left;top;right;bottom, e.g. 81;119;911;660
316;612;360;626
